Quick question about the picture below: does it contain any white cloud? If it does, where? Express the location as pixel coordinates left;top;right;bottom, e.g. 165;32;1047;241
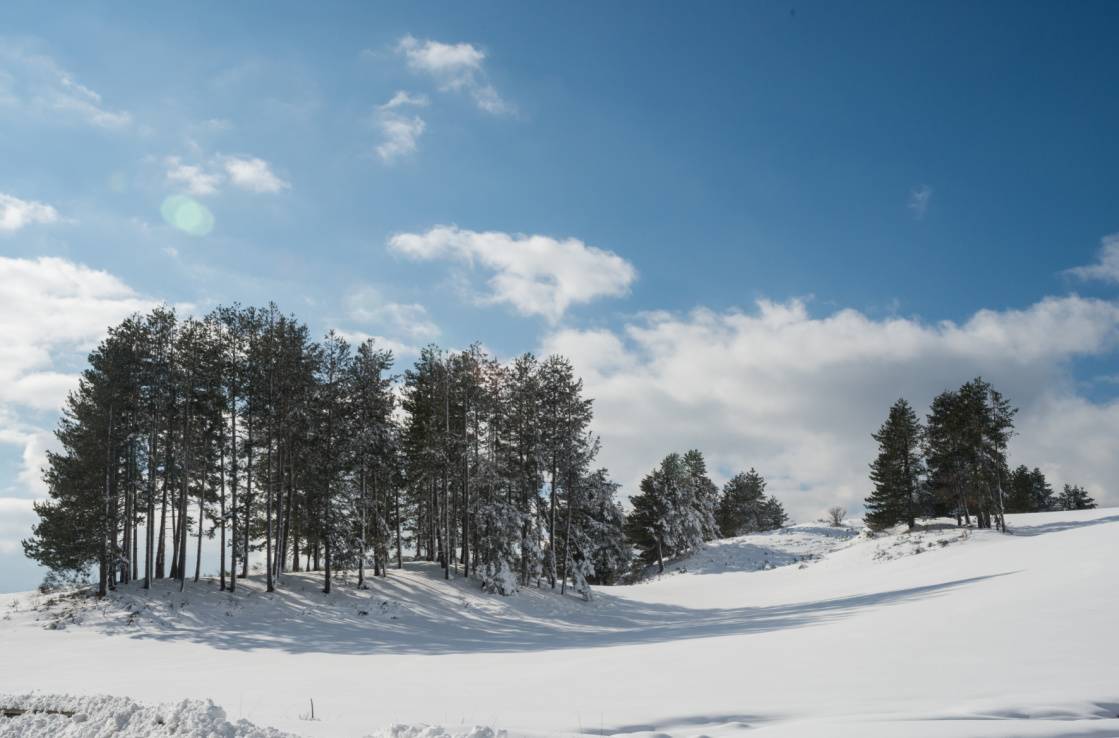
345;286;440;340
395;35;513;115
0;257;156;413
0;193;59;233
908;184;932;220
334;329;419;360
0;497;36;554
223;156;291;193
376;111;426;162
0;43;132;129
161;154;289;195
379;90;430;111
1065;233;1119;284
389;226;636;322
540;294;1119;522
164;156;222;196
0;256;159;525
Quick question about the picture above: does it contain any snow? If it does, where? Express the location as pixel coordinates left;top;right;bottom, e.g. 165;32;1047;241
0;694;295;737
2;508;1118;737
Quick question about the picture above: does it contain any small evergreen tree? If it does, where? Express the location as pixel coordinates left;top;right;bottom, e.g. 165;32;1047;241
1057;483;1096;511
716;469;767;537
865;398;924;531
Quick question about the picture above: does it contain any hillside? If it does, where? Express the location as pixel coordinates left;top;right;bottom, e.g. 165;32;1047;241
2;509;1118;737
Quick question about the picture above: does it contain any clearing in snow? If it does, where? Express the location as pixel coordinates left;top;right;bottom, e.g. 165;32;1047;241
2;508;1118;737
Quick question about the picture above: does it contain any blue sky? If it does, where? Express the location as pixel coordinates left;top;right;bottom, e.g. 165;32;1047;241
2;1;1118;591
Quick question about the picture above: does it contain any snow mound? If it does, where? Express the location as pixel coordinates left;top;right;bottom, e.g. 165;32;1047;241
0;694;295;737
658;522;861;577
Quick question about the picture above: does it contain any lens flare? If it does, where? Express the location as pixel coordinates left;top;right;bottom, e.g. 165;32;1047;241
160;195;214;236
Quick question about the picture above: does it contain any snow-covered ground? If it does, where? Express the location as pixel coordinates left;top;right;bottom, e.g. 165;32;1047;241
2;508;1118;737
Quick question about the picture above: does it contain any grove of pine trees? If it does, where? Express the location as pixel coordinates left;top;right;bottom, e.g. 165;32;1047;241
23;306;630;600
626;453;787;572
864;378;1095;532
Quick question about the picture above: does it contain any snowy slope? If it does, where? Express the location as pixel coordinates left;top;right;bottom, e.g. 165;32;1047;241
2;509;1118;738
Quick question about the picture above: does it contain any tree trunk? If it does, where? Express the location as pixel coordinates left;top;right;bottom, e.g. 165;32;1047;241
99;405;113;598
219;436;226;590
395;483;403;570
145;425;155;589
560;476;575;596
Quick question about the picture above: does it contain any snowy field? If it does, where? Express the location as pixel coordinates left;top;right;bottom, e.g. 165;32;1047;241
2;508;1118;737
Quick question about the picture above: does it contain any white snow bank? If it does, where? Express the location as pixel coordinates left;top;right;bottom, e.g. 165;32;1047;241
0;694;295;737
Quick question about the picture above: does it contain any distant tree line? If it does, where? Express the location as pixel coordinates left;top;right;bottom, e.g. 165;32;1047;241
864;378;1096;533
23;305;631;599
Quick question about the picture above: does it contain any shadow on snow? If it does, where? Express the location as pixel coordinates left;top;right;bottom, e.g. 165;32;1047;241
96;564;1012;657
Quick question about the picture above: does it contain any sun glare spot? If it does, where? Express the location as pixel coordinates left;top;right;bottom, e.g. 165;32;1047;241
160;195;214;236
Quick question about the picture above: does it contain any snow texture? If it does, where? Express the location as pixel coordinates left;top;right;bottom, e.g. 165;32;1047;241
2;508;1118;737
0;694;295;737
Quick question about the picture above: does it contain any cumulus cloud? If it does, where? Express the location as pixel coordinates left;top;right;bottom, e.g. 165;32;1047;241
0;193;59;233
388;226;637;322
0;256;156;413
345;286;440;340
396;35;513;115
0;257;160;559
376;113;426;162
540;295;1119;522
223;156;291;193
162;154;289;195
908;184;932;220
164;156;222;196
0;43;132;129
1065;233;1119;284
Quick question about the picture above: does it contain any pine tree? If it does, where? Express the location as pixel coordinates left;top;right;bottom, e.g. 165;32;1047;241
716;469;767;537
1057;483;1096;511
626;450;718;572
865;398;924;531
760;495;788;529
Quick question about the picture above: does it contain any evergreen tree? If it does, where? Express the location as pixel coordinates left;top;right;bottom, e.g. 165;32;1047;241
1007;466;1054;513
1057;483;1096;511
626;450;718;572
865;398;924;531
716;469;767;537
25;303;628;600
760;495;788;530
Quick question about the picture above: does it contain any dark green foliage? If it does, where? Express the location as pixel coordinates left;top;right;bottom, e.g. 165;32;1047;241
716;469;787;536
865;398;924;531
1006;466;1055;513
1057;483;1096;511
920;378;1015;531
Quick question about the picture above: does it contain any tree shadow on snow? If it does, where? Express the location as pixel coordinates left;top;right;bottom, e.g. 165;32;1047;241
94;564;1013;657
1008;513;1119;537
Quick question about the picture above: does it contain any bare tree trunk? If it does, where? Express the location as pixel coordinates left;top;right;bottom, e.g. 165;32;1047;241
229;375;238;592
219;435;226;590
145;425;155;589
179;392;191;593
395;483;403;570
358;466;366;588
560;477;576;595
266;433;274;593
243;416;252;580
194;478;204;582
99;406;113;598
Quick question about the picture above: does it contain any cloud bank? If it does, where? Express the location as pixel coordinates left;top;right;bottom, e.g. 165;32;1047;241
541;295;1119;522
